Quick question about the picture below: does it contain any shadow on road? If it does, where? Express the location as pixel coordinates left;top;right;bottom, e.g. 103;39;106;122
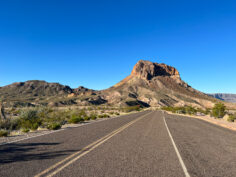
0;142;77;164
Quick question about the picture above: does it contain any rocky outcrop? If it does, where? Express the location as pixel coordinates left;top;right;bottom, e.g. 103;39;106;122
74;86;96;96
103;60;216;108
131;60;180;80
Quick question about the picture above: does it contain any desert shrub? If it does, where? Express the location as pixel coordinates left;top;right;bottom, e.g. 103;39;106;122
21;128;30;133
204;108;211;115
9;108;21;115
19;109;41;130
185;106;197;115
98;114;110;118
228;114;236;122
90;113;97;120
37;107;53;119
98;115;104;118
162;107;175;112
0;118;20;131
78;109;87;117
41;109;67;127
115;112;120;115
84;116;90;121
103;114;110;118
123;105;141;112
212;103;226;118
161;106;197;115
47;123;61;130
0;130;8;137
68;114;84;124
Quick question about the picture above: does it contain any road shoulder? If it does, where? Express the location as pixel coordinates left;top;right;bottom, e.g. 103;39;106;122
165;111;236;131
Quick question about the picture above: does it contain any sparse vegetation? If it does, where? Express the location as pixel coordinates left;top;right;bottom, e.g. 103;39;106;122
0;105;144;137
68;114;84;124
47;122;62;130
228;114;236;122
21;128;30;133
98;114;110;118
90;113;97;120
0;118;20;131
123;105;141;112
161;106;208;115
0;130;8;137
19;109;41;130
212;103;226;118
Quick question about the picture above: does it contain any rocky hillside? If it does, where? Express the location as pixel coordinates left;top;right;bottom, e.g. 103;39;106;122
101;60;215;108
0;80;74;107
0;60;229;108
208;93;236;103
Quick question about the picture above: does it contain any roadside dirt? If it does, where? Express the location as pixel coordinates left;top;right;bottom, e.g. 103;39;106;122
166;111;236;131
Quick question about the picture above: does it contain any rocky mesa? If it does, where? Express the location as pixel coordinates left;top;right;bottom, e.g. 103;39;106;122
101;60;215;108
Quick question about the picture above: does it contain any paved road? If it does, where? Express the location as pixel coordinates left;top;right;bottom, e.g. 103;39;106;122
0;111;235;177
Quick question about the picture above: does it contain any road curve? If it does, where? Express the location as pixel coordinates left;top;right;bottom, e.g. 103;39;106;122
0;111;235;177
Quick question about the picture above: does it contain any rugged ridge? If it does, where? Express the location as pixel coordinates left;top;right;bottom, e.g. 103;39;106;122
0;60;229;108
208;93;236;103
102;60;215;108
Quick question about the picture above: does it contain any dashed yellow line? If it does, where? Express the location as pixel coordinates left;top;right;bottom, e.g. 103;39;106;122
35;111;152;177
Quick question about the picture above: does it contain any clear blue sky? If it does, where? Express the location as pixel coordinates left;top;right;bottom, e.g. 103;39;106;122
0;0;235;93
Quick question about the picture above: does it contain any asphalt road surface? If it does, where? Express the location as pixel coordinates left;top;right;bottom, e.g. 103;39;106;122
0;111;235;177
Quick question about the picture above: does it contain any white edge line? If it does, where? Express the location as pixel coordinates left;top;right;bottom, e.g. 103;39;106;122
163;112;191;177
0;111;148;146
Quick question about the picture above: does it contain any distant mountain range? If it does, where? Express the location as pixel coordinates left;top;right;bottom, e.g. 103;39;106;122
1;60;235;109
208;93;236;103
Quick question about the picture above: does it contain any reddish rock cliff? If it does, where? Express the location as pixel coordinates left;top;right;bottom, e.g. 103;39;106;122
131;60;180;80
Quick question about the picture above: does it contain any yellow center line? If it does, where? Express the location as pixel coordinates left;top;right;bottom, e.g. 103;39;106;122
35;111;152;177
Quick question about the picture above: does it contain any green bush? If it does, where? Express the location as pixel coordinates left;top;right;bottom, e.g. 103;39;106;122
115;112;120;115
84;116;90;121
98;115;104;118
68;114;84;124
0;118;20;131
212;103;226;118
228;114;236;122
98;114;110;118
47;123;61;130
0;130;8;137
78;109;87;117
90;113;97;120
103;114;110;118
31;123;39;130
21;128;30;133
185;106;197;115
19;109;41;130
204;108;211;115
161;106;198;115
123;105;141;112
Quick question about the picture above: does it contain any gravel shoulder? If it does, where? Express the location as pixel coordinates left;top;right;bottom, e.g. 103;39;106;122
166;111;236;131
